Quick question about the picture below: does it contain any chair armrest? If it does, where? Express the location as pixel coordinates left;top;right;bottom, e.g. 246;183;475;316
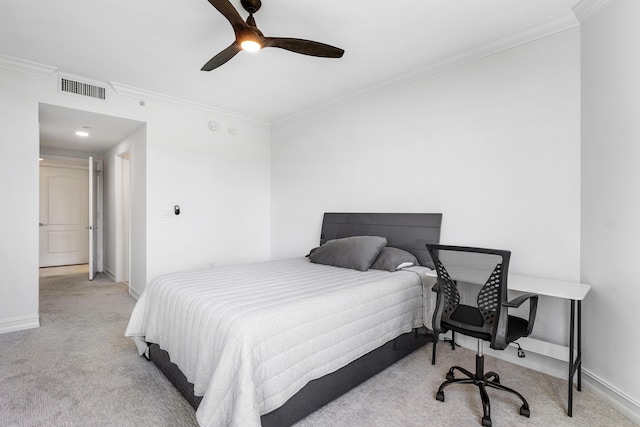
503;293;538;308
502;293;538;336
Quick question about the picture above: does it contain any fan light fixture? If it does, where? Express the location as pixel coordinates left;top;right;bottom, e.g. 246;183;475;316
241;39;261;52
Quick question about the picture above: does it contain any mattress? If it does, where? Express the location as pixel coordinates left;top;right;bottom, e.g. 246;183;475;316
125;257;436;427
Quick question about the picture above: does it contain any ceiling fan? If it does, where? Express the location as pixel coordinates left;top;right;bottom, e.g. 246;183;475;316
201;0;345;71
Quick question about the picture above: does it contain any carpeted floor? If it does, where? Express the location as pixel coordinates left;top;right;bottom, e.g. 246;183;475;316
0;274;197;427
0;273;636;427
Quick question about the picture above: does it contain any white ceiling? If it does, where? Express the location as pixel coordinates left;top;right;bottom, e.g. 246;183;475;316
2;0;592;153
39;103;144;154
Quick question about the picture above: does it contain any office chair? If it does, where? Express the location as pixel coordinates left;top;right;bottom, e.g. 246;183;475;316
426;244;538;427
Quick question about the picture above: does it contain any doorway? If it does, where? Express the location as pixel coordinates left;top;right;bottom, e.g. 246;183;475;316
38;155;101;280
38;103;145;286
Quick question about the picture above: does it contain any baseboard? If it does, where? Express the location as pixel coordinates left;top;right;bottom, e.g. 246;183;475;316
583;369;640;424
128;286;141;301
103;266;115;282
0;315;40;334
512;336;570;362
451;333;569;379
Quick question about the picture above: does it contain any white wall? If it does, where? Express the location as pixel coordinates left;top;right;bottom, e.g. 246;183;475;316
0;69;40;333
0;65;271;333
129;126;148;298
144;106;271;279
103;125;146;296
271;29;581;347
581;0;640;416
103;140;122;280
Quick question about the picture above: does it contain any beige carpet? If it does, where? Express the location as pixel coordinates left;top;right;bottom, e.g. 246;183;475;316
0;273;197;427
0;273;636;427
297;345;636;427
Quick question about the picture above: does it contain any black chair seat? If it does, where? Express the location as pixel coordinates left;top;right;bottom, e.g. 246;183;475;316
443;304;530;344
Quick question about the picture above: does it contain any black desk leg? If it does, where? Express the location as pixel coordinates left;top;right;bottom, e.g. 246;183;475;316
568;299;583;417
569;300;575;417
578;300;582;393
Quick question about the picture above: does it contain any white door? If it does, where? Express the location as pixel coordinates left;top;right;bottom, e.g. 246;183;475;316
88;157;98;280
39;164;89;267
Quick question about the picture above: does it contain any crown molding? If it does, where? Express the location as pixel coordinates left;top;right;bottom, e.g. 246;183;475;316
110;81;270;127
0;52;269;126
0;53;57;77
272;10;580;127
573;0;617;22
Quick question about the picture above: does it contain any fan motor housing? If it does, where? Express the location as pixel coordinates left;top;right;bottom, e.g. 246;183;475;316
241;0;261;14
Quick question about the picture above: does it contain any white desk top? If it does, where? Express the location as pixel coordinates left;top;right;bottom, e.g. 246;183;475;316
508;274;591;301
423;270;591;301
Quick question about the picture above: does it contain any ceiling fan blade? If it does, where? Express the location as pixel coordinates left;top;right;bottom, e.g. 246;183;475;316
263;37;344;58
201;43;241;71
206;0;247;34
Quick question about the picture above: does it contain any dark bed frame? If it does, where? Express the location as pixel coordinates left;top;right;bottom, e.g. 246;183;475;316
148;212;443;426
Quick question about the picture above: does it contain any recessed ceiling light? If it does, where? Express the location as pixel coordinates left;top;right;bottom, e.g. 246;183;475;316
75;130;89;137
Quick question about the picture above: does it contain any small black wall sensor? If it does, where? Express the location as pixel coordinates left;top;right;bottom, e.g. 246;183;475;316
174;205;180;215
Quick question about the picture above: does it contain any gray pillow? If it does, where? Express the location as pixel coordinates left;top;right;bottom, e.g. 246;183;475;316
308;236;387;271
371;247;419;272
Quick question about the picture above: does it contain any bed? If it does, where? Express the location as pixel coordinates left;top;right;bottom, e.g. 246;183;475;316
125;212;442;427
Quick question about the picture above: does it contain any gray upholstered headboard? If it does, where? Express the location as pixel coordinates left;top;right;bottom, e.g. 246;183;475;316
320;213;443;269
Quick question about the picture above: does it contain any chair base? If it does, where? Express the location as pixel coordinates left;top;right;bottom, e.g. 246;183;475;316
435;354;530;427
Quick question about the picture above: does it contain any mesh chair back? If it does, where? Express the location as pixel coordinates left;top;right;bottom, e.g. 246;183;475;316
427;245;511;348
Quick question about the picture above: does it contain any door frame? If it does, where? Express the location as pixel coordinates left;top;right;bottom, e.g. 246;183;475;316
114;148;131;284
88;156;104;280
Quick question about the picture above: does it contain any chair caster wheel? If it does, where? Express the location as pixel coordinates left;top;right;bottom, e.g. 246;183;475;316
482;416;492;427
446;372;454;381
436;391;445;402
520;405;530;418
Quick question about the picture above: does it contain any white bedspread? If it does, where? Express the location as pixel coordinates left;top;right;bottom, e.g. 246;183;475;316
125;258;436;427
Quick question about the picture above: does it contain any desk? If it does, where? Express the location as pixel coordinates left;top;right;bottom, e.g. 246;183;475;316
507;274;591;417
426;270;592;417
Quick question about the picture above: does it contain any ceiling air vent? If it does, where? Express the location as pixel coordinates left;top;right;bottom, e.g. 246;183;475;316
58;76;108;101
